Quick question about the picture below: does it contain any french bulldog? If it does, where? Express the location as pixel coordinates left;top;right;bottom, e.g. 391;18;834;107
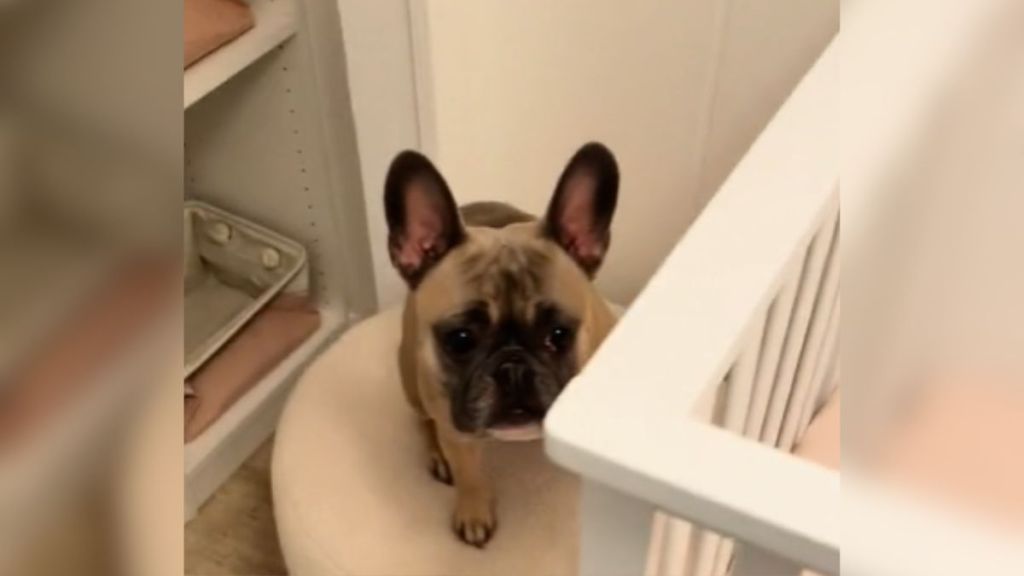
385;142;620;547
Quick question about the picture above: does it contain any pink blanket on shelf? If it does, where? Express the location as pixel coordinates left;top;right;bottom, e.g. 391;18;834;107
184;0;255;69
184;294;320;442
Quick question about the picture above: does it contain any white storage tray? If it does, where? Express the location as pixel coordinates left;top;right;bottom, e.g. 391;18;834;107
184;200;306;378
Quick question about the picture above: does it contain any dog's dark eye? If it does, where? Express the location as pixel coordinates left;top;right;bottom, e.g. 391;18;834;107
442;328;478;356
545;325;574;353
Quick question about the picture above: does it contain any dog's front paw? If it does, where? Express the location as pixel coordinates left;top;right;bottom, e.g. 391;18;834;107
428;451;453;485
452;494;496;548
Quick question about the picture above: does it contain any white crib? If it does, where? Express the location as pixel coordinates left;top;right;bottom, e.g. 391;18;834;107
546;0;1024;573
545;33;839;575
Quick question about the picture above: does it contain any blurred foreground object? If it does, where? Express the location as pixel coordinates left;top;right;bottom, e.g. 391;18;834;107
843;0;1024;573
0;0;181;573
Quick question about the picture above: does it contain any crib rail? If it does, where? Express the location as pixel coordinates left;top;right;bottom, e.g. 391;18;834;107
546;39;838;576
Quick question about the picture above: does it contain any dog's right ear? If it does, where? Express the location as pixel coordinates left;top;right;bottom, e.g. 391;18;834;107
384;151;465;287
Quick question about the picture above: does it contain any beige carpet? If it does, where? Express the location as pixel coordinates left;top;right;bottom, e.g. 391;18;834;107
185;439;287;576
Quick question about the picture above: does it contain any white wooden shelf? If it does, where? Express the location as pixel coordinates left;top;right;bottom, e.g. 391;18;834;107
185;308;345;520
184;0;298;109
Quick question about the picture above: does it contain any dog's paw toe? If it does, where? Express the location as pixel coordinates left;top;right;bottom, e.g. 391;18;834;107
429;452;453;485
456;521;493;548
452;501;496;548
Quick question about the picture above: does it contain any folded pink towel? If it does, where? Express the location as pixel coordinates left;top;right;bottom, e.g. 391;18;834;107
184;0;255;69
185;294;320;442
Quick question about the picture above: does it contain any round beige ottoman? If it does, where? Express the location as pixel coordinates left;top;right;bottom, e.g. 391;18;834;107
272;308;581;576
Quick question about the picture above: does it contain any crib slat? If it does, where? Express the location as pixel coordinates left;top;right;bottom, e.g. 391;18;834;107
688;528;723;576
651;515;693;576
779;224;839;451
645;512;669;576
761;207;838;447
708;324;763;576
678;373;725;575
725;320;762;435
826;354;840;402
827;352;840;395
713;538;735;576
690;372;733;576
796;301;840;439
744;270;800;440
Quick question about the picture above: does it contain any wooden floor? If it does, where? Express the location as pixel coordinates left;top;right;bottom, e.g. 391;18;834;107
185;439;288;576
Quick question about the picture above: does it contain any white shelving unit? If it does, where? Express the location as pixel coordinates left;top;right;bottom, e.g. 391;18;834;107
184;0;377;517
184;0;298;109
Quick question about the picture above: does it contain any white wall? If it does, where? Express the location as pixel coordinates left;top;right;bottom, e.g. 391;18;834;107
335;0;422;310
697;0;838;203
339;0;837;308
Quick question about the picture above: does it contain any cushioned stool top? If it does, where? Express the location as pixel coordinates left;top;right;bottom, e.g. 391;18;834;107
273;308;580;576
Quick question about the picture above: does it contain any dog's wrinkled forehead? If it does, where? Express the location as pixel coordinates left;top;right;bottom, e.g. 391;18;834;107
458;236;553;320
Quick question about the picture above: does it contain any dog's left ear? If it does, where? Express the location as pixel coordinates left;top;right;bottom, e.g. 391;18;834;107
543;142;620;276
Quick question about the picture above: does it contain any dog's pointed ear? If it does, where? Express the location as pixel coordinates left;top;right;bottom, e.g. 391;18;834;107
384;151;465;287
542;142;620;276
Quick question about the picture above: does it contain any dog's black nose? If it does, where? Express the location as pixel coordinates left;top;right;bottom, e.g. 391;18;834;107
494;361;532;391
493;360;545;424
